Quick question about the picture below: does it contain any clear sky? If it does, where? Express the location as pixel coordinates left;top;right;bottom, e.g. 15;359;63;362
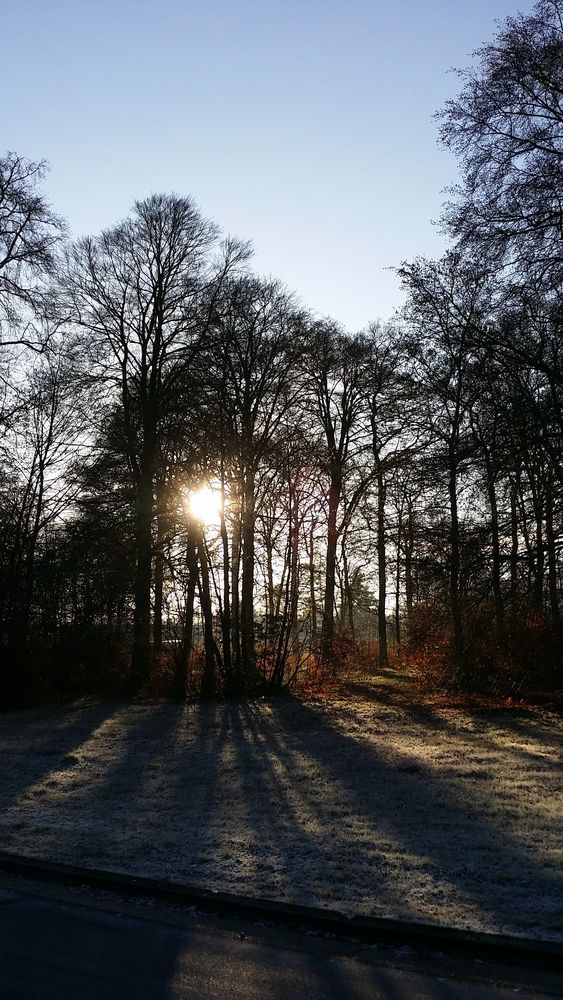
4;0;535;329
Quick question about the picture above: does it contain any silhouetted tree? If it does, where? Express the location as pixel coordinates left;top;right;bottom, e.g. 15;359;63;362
64;194;248;684
200;277;303;689
304;324;372;657
0;350;83;701
399;254;492;675
438;0;563;288
359;324;420;666
0;152;65;349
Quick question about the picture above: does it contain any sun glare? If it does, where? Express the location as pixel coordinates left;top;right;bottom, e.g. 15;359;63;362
188;485;222;525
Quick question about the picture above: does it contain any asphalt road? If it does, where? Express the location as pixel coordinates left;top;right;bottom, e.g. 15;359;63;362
0;883;561;999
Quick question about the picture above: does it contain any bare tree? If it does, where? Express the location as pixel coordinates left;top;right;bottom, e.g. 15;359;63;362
200;277;303;690
0;152;65;348
359;324;421;666
0;349;83;701
304;324;372;657
65;193;248;683
438;0;563;287
399;254;492;673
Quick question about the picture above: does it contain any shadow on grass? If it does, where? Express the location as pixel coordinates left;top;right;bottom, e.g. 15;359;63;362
1;695;561;945
0;701;120;812
262;696;563;934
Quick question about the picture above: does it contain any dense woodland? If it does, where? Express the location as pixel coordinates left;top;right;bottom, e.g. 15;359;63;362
1;0;563;704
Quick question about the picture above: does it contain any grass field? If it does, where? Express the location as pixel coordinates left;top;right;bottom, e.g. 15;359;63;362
0;675;561;941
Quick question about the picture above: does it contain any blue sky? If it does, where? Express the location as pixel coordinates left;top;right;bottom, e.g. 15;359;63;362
4;0;534;328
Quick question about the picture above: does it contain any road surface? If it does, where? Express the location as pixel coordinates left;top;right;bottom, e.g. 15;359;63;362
0;880;561;998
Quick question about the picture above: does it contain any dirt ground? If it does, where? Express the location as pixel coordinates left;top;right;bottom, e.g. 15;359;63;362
0;675;561;941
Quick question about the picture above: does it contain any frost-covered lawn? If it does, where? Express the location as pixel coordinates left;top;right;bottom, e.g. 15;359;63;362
0;686;561;941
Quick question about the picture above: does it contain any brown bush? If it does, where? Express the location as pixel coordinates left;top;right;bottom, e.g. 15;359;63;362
405;601;562;699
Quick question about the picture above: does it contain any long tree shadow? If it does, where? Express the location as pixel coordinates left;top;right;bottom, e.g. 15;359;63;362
2;695;561;945
318;684;563;775
57;695;561;939
17;701;233;876
216;699;352;903
0;701;120;816
260;697;563;938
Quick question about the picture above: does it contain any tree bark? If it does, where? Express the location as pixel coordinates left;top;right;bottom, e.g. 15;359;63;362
509;481;519;616
448;447;464;667
173;531;197;699
484;463;504;632
545;476;559;623
131;471;154;686
219;478;233;690
307;522;318;642
240;465;256;681
322;477;341;657
230;499;242;689
153;491;167;652
404;505;414;632
530;481;544;613
377;466;388;668
395;507;402;654
195;524;216;698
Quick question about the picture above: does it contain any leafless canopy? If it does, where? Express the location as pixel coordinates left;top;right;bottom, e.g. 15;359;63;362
438;0;563;286
0;152;65;343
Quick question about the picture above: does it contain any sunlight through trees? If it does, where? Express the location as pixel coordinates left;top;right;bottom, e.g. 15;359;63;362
1;1;563;705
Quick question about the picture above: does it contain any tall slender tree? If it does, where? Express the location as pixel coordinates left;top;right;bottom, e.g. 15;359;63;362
65;194;248;683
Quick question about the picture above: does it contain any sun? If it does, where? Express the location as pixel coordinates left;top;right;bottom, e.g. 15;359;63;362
188;485;222;525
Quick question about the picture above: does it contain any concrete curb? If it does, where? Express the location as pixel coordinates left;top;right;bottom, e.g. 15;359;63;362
0;850;560;970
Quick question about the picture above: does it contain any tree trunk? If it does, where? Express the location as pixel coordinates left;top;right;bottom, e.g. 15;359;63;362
196;525;216;698
395;508;402;654
404;505;414;633
153;492;167;652
377;466;388;668
322;477;340;656
341;546;356;641
131;471;153;685
485;465;504;632
231;500;242;688
219;478;233;690
448;448;464;667
240;465;256;682
271;494;299;691
509;481;519;617
307;522;318;642
289;482;300;640
545;476;559;623
173;531;197;699
265;537;275;622
531;484;544;613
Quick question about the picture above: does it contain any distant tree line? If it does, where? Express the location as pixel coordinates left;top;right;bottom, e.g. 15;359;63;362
1;0;562;704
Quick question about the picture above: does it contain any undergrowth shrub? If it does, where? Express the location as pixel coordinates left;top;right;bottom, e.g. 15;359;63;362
406;601;563;699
